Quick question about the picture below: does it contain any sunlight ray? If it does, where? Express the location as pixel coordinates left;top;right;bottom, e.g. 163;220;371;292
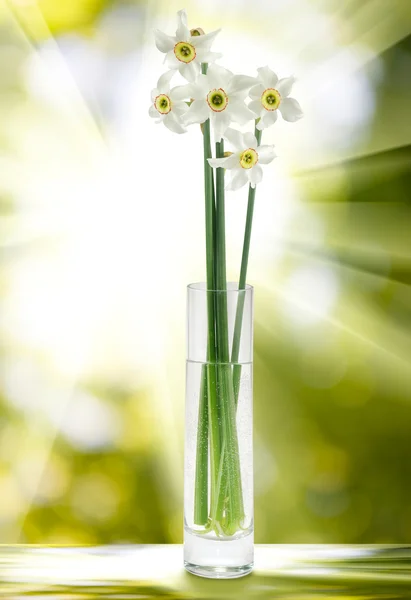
4;0;107;151
293;145;411;181
295;0;411;74
1;0;111;539
284;243;411;288
261;281;411;372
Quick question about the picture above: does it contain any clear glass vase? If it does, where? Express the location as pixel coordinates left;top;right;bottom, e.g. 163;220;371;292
184;282;253;579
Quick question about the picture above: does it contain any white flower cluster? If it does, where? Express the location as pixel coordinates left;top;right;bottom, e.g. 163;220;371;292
149;9;303;190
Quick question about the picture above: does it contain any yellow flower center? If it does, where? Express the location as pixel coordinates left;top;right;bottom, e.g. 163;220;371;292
174;41;196;64
240;148;258;169
154;94;172;115
206;88;229;112
261;88;281;111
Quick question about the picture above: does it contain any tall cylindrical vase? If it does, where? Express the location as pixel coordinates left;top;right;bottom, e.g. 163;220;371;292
184;282;254;579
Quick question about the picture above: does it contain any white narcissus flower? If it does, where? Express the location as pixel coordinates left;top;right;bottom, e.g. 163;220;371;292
181;65;256;141
208;128;276;190
149;71;189;134
154;9;222;82
249;66;303;130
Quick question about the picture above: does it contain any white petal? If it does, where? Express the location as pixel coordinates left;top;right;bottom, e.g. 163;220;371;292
149;105;158;118
279;97;303;122
208;157;228;168
257;145;276;164
190;73;210;98
170;83;193;102
151;87;159;102
165;52;180;69
276;76;296;97
184;100;209;125
227;101;255;126
196;49;223;64
249;164;263;187
227;74;257;96
191;28;221;50
179;61;200;83
163;112;186;134
209;153;240;170
226;169;248;191
212;111;231;142
207;64;233;90
172;101;189;117
154;30;175;53
157;70;175;94
249;84;264;100
176;9;190;42
224;128;245;151
243;132;258;148
259;110;278;129
224;153;241;169
257;66;278;88
248;100;262;118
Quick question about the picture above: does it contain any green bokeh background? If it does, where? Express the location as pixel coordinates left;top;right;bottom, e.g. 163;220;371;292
0;0;410;545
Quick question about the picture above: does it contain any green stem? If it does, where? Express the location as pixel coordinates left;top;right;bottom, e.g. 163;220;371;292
202;65;217;367
193;63;219;526
214;139;244;535
231;124;262;405
215;124;262;529
214;139;229;360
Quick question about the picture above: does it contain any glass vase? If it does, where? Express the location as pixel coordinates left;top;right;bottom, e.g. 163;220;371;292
184;282;253;579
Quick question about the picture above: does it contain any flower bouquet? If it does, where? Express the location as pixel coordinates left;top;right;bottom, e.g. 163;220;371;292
149;9;302;578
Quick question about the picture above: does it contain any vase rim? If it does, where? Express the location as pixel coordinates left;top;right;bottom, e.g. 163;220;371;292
188;281;253;292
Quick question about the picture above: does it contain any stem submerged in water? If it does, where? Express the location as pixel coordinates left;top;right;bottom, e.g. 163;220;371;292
193;63;218;527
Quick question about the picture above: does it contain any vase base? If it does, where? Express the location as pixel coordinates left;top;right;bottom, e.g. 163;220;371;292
184;527;254;579
184;561;253;579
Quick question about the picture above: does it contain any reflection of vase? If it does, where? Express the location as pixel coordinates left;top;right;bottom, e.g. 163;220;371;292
184;282;254;579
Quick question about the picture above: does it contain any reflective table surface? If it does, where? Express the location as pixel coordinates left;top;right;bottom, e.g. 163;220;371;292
0;545;410;598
